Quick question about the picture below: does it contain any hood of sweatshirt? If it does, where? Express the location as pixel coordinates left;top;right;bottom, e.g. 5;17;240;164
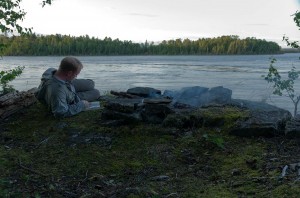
35;68;57;102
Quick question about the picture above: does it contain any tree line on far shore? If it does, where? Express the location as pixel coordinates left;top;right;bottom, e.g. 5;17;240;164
0;34;281;56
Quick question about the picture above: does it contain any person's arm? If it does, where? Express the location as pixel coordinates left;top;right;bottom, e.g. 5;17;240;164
50;88;86;118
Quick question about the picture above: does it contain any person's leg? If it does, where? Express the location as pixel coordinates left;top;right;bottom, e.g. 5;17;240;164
72;79;95;92
72;79;100;101
76;89;100;101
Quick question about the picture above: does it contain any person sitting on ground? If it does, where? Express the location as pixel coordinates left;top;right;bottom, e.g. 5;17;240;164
35;56;100;118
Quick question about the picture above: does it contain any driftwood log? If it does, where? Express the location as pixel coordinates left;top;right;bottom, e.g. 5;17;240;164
0;88;37;120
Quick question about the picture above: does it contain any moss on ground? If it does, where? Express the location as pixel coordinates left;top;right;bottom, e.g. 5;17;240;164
0;103;300;197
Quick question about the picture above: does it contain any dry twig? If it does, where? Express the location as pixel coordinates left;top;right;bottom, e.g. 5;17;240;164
18;159;48;177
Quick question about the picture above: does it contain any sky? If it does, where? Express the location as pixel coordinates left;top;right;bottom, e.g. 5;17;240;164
20;0;300;47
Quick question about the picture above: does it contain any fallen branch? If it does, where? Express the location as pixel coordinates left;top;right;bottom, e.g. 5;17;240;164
77;170;89;188
18;159;48;177
34;136;51;150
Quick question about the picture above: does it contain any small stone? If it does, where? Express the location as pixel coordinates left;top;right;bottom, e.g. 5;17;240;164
54;122;68;130
246;159;257;169
269;158;278;162
151;175;170;181
231;181;244;188
231;168;241;176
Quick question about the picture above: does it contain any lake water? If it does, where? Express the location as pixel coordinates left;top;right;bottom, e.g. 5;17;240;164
1;54;300;113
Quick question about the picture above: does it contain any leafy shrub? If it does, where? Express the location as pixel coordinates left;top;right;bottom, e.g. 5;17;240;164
0;66;24;95
263;11;300;116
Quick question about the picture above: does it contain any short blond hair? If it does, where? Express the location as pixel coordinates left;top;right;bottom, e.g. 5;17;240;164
59;57;83;73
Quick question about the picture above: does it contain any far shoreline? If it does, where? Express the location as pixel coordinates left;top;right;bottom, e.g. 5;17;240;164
1;52;293;57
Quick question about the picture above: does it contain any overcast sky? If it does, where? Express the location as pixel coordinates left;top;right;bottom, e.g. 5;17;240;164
20;0;300;46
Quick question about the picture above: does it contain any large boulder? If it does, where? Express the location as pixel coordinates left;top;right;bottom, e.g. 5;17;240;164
163;105;248;129
285;115;300;138
207;86;232;104
163;86;232;108
162;100;292;138
229;99;292;137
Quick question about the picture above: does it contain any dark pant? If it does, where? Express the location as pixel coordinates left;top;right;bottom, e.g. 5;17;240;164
72;79;100;101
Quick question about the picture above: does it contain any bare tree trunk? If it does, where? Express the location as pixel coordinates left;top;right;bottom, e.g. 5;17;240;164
294;100;299;117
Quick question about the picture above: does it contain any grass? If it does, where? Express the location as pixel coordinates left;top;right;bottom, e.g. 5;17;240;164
0;103;300;197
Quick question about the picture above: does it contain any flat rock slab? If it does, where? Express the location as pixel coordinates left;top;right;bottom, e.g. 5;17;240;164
143;98;172;104
127;87;161;98
105;98;144;113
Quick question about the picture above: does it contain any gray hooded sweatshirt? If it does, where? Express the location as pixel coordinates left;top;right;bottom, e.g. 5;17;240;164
35;68;85;118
